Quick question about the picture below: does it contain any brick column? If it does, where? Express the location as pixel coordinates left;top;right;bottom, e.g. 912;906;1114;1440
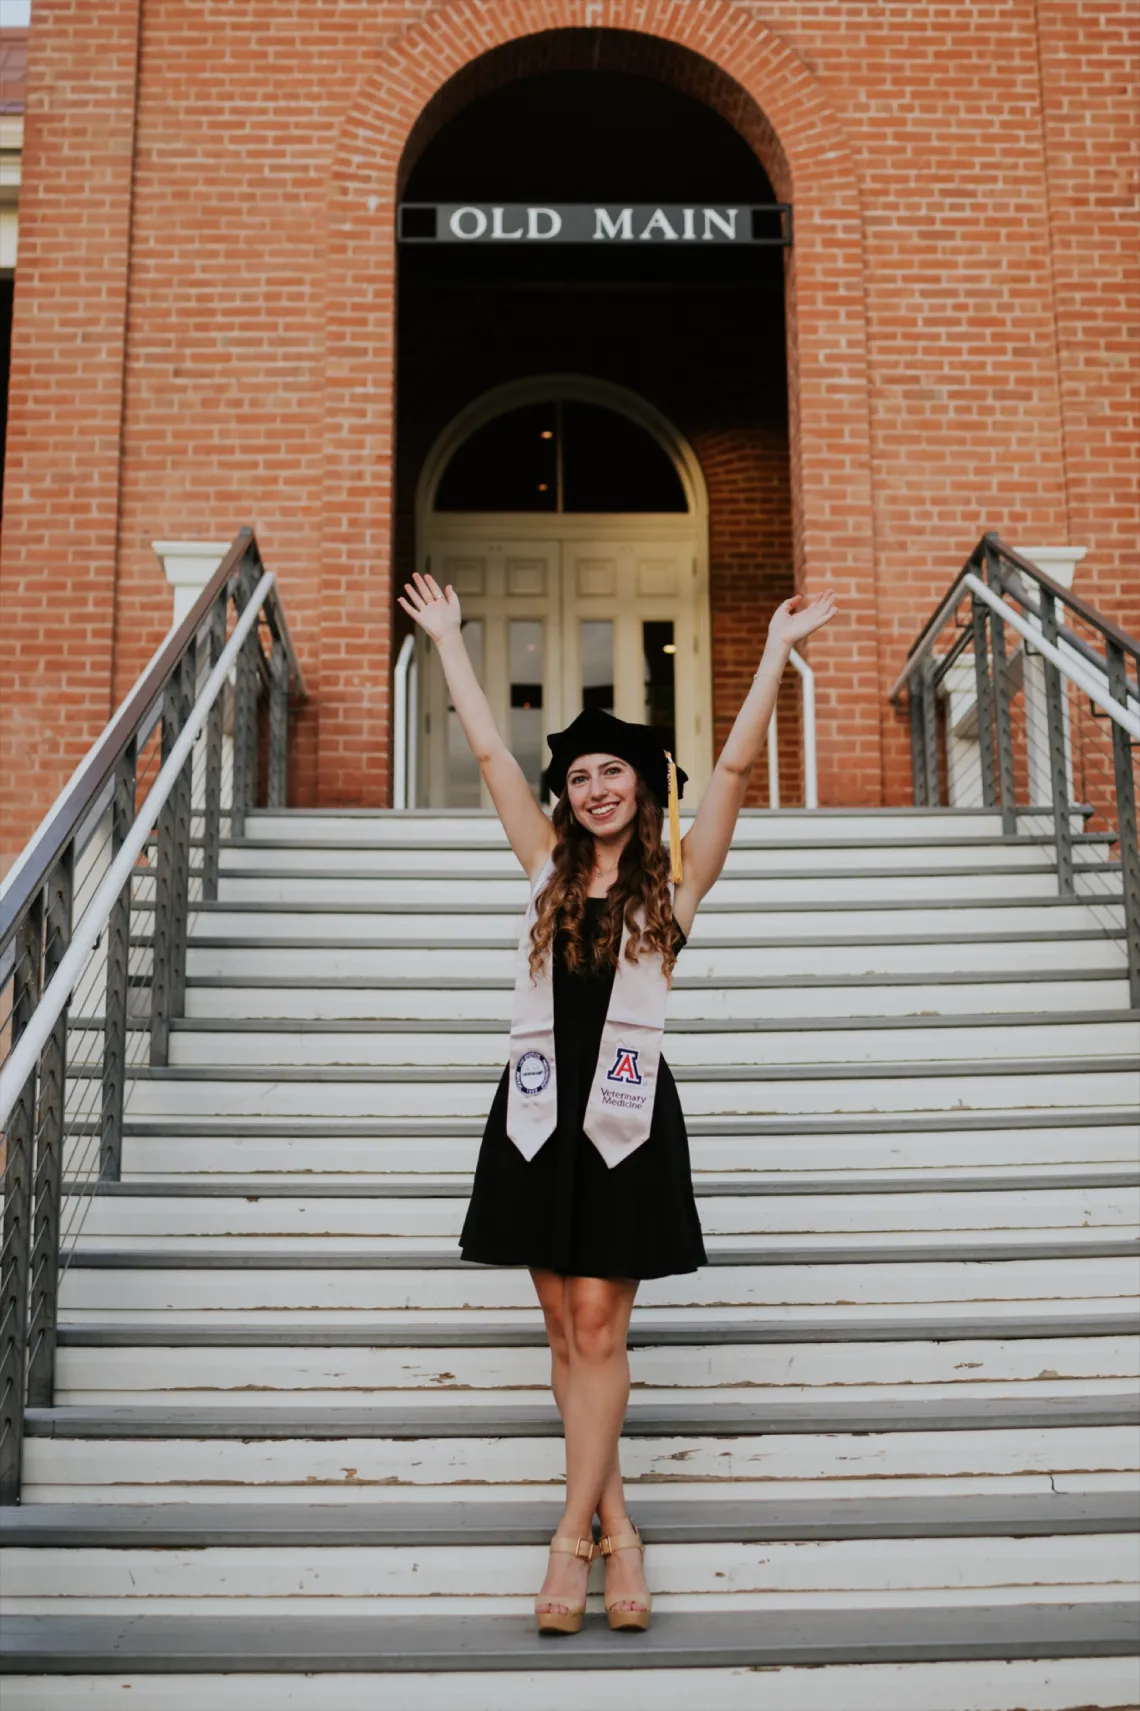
0;0;142;869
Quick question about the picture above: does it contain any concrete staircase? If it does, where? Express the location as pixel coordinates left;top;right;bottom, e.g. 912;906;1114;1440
3;806;1139;1710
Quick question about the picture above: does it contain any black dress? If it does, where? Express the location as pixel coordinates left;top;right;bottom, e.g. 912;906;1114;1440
459;897;707;1280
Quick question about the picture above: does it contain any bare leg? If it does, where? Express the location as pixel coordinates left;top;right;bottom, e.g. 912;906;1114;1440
530;1271;640;1615
532;1270;628;1520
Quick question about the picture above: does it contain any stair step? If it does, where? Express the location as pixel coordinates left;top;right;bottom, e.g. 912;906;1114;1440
159;1014;1140;1069
6;1536;1136;1615
68;1060;1139;1122
179;934;1131;978
71;1114;1139;1178
208;869;1098;904
57;1310;1140;1348
184;899;1125;941
2;1602;1136;1674
65;1167;1140;1196
58;1183;1140;1239
49;1328;1140;1403
16;800;1139;1697
59;1236;1140;1265
25;1395;1140;1439
53;1257;1140;1320
219;836;1112;871
26;1426;1138;1504
183;969;1135;1020
6;1492;1134;1547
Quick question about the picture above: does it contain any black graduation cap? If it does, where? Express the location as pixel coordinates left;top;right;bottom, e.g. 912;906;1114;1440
542;707;687;807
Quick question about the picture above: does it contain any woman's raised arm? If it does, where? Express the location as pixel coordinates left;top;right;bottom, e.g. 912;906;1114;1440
398;573;554;880
672;590;839;936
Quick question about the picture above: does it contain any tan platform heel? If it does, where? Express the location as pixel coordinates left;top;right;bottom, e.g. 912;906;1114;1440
599;1521;651;1631
535;1534;597;1636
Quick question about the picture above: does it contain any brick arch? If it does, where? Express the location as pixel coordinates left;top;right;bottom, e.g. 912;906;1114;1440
323;5;880;807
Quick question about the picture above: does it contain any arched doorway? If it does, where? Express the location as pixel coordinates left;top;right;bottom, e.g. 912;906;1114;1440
416;377;712;806
393;56;794;809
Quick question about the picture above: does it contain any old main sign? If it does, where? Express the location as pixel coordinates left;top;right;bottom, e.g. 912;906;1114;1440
398;204;791;245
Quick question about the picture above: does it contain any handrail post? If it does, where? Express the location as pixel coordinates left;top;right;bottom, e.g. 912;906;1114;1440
909;672;926;805
268;632;289;809
101;742;136;1181
985;546;1018;834
1039;596;1074;895
970;595;998;810
920;655;941;807
231;557;260;839
150;673;187;1068
0;892;43;1504
1106;640;1140;1007
26;846;74;1409
169;651;195;1023
201;595;226;902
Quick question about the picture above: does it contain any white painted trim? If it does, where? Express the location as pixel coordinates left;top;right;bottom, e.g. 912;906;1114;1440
789;647;817;809
767;700;780;807
0;206;17;270
392;634;415;810
415;374;710;521
0;570;275;1130
414;376;714;807
152;541;232;627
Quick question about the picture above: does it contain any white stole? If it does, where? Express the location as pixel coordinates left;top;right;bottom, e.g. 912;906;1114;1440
505;861;671;1170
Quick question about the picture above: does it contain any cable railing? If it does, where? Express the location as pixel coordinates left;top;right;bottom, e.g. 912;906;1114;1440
0;528;306;1504
889;531;1140;1006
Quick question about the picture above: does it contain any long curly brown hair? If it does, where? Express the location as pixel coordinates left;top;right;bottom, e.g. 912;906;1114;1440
528;775;678;982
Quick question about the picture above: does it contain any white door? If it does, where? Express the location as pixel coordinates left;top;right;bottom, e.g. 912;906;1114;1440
420;515;711;807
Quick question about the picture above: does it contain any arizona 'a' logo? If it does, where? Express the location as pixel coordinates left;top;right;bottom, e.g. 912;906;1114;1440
606;1046;643;1085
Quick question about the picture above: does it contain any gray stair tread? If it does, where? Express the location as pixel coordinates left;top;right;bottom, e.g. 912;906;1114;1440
2;1604;1136;1672
95;1055;1140;1083
62;1238;1140;1268
68;1168;1140;1196
5;1492;1137;1548
168;927;1129;950
212;859;1105;881
187;894;1126;915
96;1107;1140;1138
185;966;1131;990
56;1312;1140;1349
24;1394;1140;1439
164;1008;1140;1034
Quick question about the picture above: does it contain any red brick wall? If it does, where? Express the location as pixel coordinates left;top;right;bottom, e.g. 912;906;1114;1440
0;1;142;856
696;425;800;806
1035;0;1140;636
1;0;1136;863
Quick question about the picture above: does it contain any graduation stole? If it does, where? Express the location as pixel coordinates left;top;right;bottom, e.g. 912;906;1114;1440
505;858;673;1170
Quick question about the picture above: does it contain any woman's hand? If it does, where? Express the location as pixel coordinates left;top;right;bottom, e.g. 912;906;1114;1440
398;572;462;645
766;589;839;653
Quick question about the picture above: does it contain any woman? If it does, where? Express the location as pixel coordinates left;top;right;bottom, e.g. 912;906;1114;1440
399;571;838;1635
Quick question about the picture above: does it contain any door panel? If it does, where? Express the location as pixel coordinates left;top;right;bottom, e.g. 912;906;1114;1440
420;522;709;807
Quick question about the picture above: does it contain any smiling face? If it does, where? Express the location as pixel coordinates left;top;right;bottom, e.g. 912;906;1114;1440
564;751;640;844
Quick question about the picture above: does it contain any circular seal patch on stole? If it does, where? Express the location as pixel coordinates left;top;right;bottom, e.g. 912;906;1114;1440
515;1051;551;1096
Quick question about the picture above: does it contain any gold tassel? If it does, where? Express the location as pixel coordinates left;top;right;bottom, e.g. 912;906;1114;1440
666;750;683;884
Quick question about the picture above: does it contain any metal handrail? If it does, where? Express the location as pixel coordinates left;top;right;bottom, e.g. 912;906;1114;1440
893;529;1140;1008
0;528;305;1504
964;573;1140;739
889;532;1140;702
765;647;817;810
393;633;416;811
0;529;306;951
0;571;273;1131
